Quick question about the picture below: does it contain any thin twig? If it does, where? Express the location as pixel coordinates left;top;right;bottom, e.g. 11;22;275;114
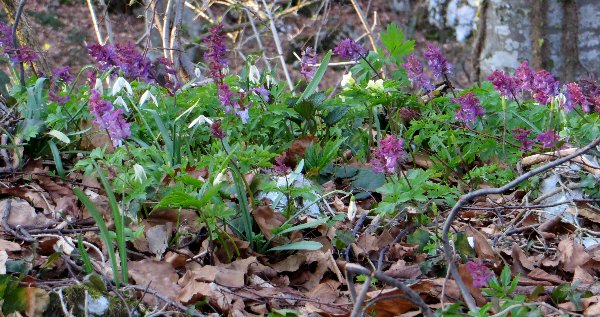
441;136;600;311
125;284;206;316
86;0;105;44
260;0;294;92
349;0;377;52
346;263;434;317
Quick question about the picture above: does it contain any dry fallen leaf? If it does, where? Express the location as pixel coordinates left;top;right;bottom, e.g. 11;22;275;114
128;259;181;304
558;239;591;273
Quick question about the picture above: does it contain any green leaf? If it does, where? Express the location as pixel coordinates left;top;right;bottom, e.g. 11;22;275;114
407;228;430;251
48;140;65;177
324;106;349;125
73;187;120;287
77;235;94;274
2;279;26;315
269;241;323;252
297;50;331;104
47;129;71;144
277;217;329;236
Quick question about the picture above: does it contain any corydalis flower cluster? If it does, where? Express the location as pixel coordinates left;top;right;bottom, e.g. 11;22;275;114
371;135;407;174
488;61;592;112
300;47;318;79
48;66;74;105
452;92;485;127
204;23;250;123
0;21;38;63
512;128;560;150
333;38;367;61
88;42;153;82
402;44;451;92
466;260;494;287
88;90;131;146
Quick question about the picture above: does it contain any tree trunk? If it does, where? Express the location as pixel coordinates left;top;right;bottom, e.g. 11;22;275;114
474;0;600;82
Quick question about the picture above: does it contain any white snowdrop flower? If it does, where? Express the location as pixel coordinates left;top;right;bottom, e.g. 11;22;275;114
249;65;260;84
213;169;227;186
367;79;385;93
113;96;129;112
133;164;147;183
94;78;104;93
188;115;214;129
341;71;355;88
111;77;133;96
347;196;357;221
139;90;159;108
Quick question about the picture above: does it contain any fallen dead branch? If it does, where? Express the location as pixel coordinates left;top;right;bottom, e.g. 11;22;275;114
442;136;600;311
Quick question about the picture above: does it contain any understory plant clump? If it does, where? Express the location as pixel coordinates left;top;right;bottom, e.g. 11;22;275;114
1;17;599;317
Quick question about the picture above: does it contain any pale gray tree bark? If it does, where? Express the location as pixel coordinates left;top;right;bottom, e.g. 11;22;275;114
474;0;600;82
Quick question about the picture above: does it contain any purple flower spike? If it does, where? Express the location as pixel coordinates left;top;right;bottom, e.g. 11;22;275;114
53;66;74;84
10;46;38;63
88;90;131;146
371;135;407;174
402;54;432;91
204;23;228;82
466;260;494;288
531;69;559;105
300;47;318;79
424;43;452;80
0;22;14;49
333;38;368;61
253;86;270;102
512;128;534;151
515;61;535;92
488;70;519;98
452;92;485;127
48;83;70;105
562;83;587;112
537;129;560;149
210;120;227;139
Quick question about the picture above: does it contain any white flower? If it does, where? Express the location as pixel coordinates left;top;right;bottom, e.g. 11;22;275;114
94;78;104;93
111;77;133;96
133;164;147;183
249;65;260;84
188;115;214;129
341;72;355;88
139;90;159;108
367;79;385;93
347;196;357;221
55;236;75;255
213;169;227;186
113;96;129;112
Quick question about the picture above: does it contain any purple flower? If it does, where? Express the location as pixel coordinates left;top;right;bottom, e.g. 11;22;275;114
537;129;560;149
273;154;290;174
10;46;38;63
512;128;534;151
156;57;180;95
333;38;367;61
0;22;14;49
88;42;153;82
371;135;407;174
424;43;451;80
562;83;587;112
466;260;494;287
48;84;70;105
53;66;74;84
235;108;249;124
488;70;519;98
210;120;227;139
402;54;432;91
217;83;236;112
204;23;228;82
88;89;131;146
515;61;535;91
452;92;485;127
253;86;270;102
531;70;559;105
300;47;318;79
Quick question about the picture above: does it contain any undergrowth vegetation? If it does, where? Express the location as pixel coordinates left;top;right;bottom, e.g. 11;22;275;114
1;18;600;316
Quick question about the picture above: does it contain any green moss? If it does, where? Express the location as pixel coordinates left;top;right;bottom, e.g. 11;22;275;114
42;283;139;317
